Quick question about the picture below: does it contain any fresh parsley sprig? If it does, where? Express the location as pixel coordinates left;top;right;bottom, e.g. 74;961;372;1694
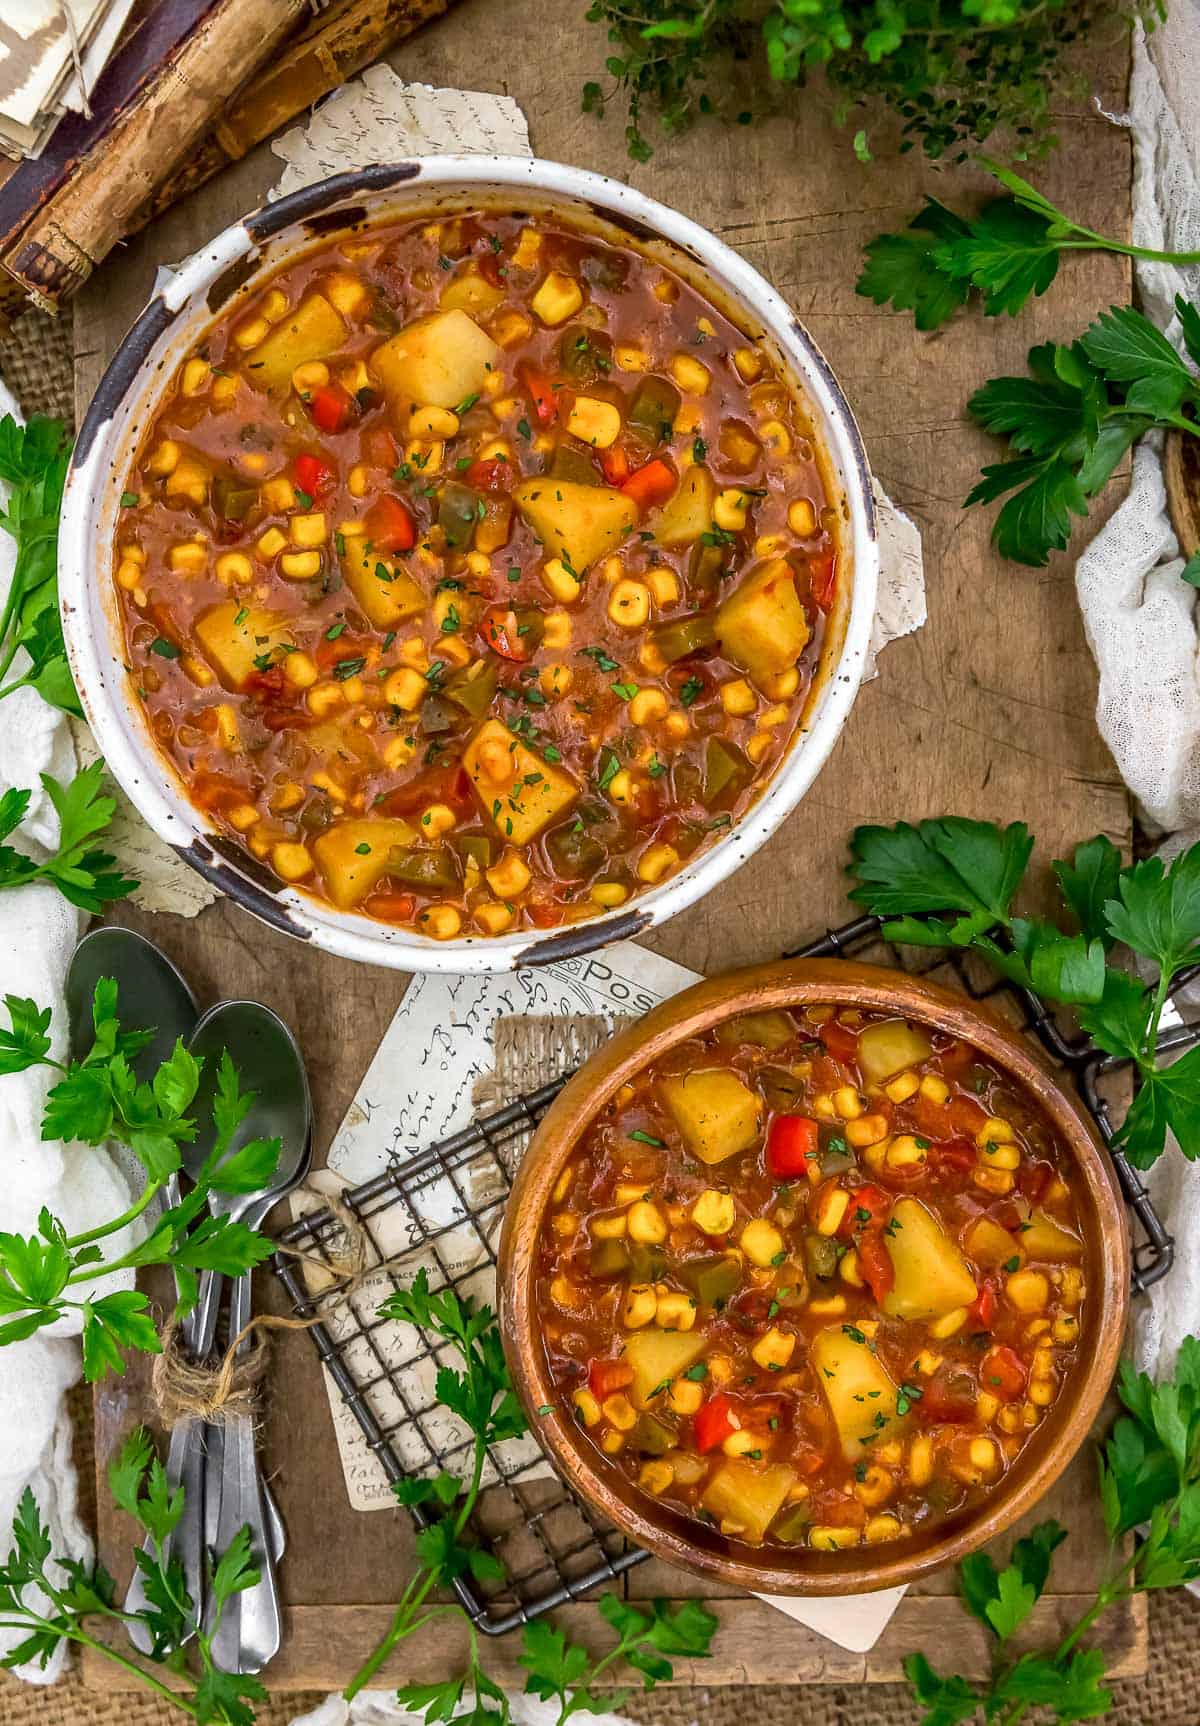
907;1337;1200;1725
0;980;279;1378
0;415;77;714
963;297;1200;565
0;1426;263;1724
0;761;137;912
857;161;1200;332
344;1271;718;1717
848;817;1200;1169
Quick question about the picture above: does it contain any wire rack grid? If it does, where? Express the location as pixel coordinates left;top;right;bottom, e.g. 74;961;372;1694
271;914;1192;1635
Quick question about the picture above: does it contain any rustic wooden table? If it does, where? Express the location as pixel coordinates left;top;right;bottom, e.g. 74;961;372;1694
74;0;1140;1692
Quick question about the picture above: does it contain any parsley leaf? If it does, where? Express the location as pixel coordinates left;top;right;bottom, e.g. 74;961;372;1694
0;415;77;715
856;199;973;331
0;762;138;913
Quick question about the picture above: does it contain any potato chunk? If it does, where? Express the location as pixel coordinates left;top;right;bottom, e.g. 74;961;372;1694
962;1215;1023;1269
658;1069;762;1165
653;465;715;548
463;718;579;845
193;602;293;691
513;478;636;573
701;1459;796;1543
883;1198;979;1321
340;539;427;631
245;293;348;394
812;1326;907;1460
857;1018;933;1084
716;557;811;683
623;1329;707;1407
1020;1208;1083;1261
370;309;501;411
311;817;418;910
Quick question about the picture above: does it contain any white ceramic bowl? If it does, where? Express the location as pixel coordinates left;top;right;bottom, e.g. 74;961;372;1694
60;156;879;972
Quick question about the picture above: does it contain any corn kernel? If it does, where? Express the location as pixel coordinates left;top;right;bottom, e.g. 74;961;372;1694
865;1514;902;1544
226;803;260;832
614;343;649;371
741;1218;784;1267
722;1429;761;1459
292;361;330;394
976;1391;1001;1425
637;842;679;885
885;1071;920;1104
809;1526;861;1551
846;1113;889;1148
929;1307;968;1339
908;1434;934;1487
280;550;322;580
629;687;668;726
419;803;457;839
919;1075;950;1104
168;541;207;574
831;1086;862;1120
282;650;319;690
181;358;211;396
1052;1313;1079;1344
655;1291;697;1330
853;1465;894;1507
271;842;313;883
1006;1270;1050;1312
669;1378;704;1416
146;439;180;478
886;1135;929;1170
750;1327;795;1371
590;1212;627;1240
566;396;622;449
542;558;582;605
539;662;572;701
969;1438;998;1474
531;271;584;326
418;905;462;941
628;1200;668;1244
486;850;532;899
973;1167;1015;1195
814;1187;849;1236
572;1388;601;1427
608;579;651;629
235;316;270;350
720;677;757;717
602;1394;637;1432
408;405;460;440
733;347;765;382
256;526;287;561
714;488;750;531
475;900;514;935
691;1190;735;1236
289;512;327;549
839;1249;863;1288
760;419;792;456
670;353;711;395
977;1116;1017;1147
591;882;629;908
180;655;214;688
914;1350;943;1376
622;1284;657;1328
383;666;428;711
638;1459;674;1495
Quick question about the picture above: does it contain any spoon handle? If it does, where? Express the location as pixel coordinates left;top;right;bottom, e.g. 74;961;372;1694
207;1267;282;1674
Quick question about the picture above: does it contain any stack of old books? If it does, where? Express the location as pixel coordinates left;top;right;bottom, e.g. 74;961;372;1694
0;0;460;329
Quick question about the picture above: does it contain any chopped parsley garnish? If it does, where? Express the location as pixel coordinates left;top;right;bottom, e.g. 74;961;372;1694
679;676;703;707
149;637;180;660
333;657;366;680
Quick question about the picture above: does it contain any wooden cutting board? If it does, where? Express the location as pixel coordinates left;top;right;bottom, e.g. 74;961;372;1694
74;0;1143;1688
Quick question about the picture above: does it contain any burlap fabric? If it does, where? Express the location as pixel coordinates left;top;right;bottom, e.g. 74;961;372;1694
0;312;1183;1722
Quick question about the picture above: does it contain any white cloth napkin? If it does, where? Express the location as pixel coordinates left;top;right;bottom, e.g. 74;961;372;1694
0;383;140;1682
1075;18;1200;1385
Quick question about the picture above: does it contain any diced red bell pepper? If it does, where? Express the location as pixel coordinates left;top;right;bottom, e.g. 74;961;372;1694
599;445;630;485
694;1392;738;1454
929;1135;977;1174
368;893;417;922
919;1371;978;1424
588;1358;634;1400
808;550;837;613
463;457;513;493
968;1277;998;1329
840;1184;892;1236
364;493;416;553
482;606;529;661
948;1093;989;1137
856;1232;895;1304
981;1344;1027;1401
293;452;335;498
766;1114;819;1180
518;361;559;425
817;1018;859;1064
621;458;676;513
310;382;354;433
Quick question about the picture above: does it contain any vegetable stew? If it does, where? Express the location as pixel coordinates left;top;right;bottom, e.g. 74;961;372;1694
534;1004;1086;1551
110;210;839;938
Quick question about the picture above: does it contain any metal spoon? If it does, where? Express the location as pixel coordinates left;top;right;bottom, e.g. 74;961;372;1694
65;932;209;1648
187;1000;312;1675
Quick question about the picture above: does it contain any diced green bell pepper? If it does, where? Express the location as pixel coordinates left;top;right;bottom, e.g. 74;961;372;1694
627;375;681;445
678;1254;742;1309
651;613;717;664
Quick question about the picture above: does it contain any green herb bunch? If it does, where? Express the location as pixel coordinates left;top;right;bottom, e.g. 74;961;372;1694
0;981;279;1379
0;1427;264;1724
909;1339;1200;1724
0;415;76;714
848;818;1200;1169
583;0;1156;165
858;162;1200;333
0;762;136;913
344;1269;718;1715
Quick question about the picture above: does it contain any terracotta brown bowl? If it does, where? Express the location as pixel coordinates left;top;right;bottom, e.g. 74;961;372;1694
498;958;1130;1595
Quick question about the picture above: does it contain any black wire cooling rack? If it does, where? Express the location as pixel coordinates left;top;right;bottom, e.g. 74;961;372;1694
271;914;1191;1635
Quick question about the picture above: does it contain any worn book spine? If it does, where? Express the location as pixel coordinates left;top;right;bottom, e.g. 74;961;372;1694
0;0;310;320
142;0;462;223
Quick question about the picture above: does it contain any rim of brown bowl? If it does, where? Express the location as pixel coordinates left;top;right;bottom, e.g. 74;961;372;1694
498;957;1130;1596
